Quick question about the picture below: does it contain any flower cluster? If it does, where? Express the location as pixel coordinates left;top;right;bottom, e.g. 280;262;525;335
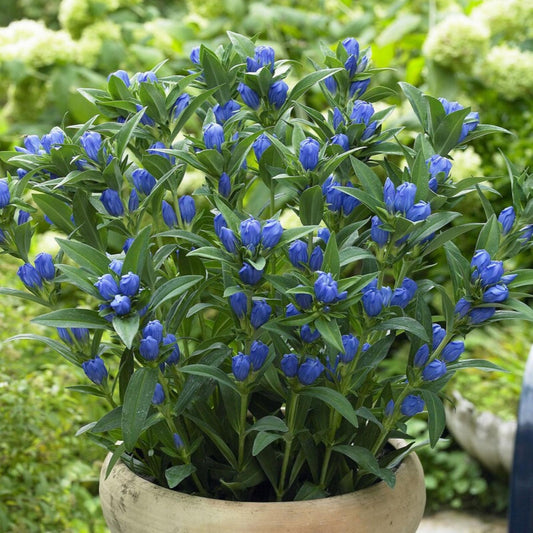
95;263;141;318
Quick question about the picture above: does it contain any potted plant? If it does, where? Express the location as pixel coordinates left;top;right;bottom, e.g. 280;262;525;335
1;32;532;533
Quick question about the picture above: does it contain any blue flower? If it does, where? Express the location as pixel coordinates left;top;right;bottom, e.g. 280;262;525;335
232;353;251;381
203;123;225;151
250;341;269;371
152;383;165;405
252;133;271;161
249;45;275;72
237;83;261;109
17;210;30;225
414;344;430;367
483;284;509;303
190;46;200;64
393;182;417;214
123;238;134;252
350;100;374;125
422;360;447;381
314;272;345;303
173;93;190;118
330;133;350;152
297;357;325;385
137;71;157;83
132;169;156;196
214;213;227;238
349;79;370;98
143;320;164;343
383;177;396;211
299;138;320;171
119;272;140;297
17;169;27;180
281;353;299;378
318;228;330;243
295;289;313;309
520;225;533;242
390;287;411;308
332;108;344;129
362;289;383;316
110;294;131;316
460;112;479;142
162;200;178;227
441;341;464;363
128;190;139;211
324;75;337;94
339;334;359;363
361;120;378;141
250;299;272;329
82;356;108;385
342;37;360;58
179;195;196;224
406;201;431;222
218;172;231;198
469;307;495;324
239;263;263;285
325;179;343;212
140;336;160;360
213;100;240;124
229;292;247;318
401;395;425;416
301;324;321;343
220;227;238;253
478;261;504;287
426;155;452;188
135;104;155;126
454;298;472;317
268;81;288;109
471;249;491;272
309;246;324;271
240;217;262;249
95;274;118;300
41;127;65;153
57;328;73;344
261;219;283;249
80;131;101;162
385;399;395;417
286;303;300;317
498;207;515;235
402;278;418;300
371;216;389;247
108;70;131;86
34;253;55;281
432;324;446;350
18;263;42;289
163;334;180;364
100;189;124;217
289;240;308;268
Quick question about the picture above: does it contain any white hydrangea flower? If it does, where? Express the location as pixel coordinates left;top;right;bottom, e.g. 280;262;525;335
76;20;122;67
471;0;533;39
423;14;489;70
451;146;483;181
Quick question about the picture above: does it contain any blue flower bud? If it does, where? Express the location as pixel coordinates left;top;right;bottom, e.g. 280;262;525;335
380;286;392;306
17;210;30;225
325;179;343;212
254;45;275;71
163;334;180;364
178;195;196;224
390;287;411;308
220;227;238;253
422;360;447;381
318;227;330;243
362;289;383;316
82;356;108;385
250;340;269;371
214;213;227;239
281;353;299;378
0;180;11;209
324;75;337;94
342;188;360;216
371;216;389;247
137;71;157;83
385;399;395;417
17;168;27;180
0;228;5;243
240;217;262;249
190;46;200;64
239;263;263;285
238;83;261;109
132;169;156;196
427;154;452;181
428;177;438;193
268;80;288;109
454;297;471;317
21;135;42;154
72;328;90;342
203;123;225;151
297;357;325;385
520;225;533;242
123;238;134;252
286;303;300;317
342;37;360;58
414;344;430;367
108;69;130;87
344;55;358;77
501;274;517;285
57;328;73;344
289;240;308;268
498;207;515;235
110;294;131;316
349;79;370;98
162;200;178;227
152;383;165;405
140;336;160;360
350;100;374;125
471;249;491;272
432;324;446;350
135;104;155;126
229;292;247;318
17;263;42;289
119;272;140;297
261;219;283;249
383;177;396;211
128;190;139;211
142;320;164;343
406;201;431;222
218;172;231;198
294;290;313;309
100;189;124;217
479;261;504;287
173;93;190;118
401;395;425;416
110;260;123;276
80;131;101;162
41;127;65;153
469;307;496;324
253;133;271;162
459;111;479;142
332;107;344;129
301;324;321;343
232;353;251;381
299;138;320;171
441;341;464;363
251;299;272;329
34;252;55;281
339;334;359;363
439;97;463;115
483;283;509;303
331;133;349;152
213;100;240;124
314;272;340;304
393;182;417;214
95;274;118;300
309;246;324;271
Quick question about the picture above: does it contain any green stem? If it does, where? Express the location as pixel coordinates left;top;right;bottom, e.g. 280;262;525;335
270;184;276;217
319;411;341;490
238;391;249;469
277;392;298;500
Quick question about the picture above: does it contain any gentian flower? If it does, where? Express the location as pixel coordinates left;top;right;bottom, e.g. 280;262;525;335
478;261;504;287
349;78;370;98
248;45;275;72
362;289;383;316
261;219;283;248
469;307;496;324
140;336;160;361
297;357;325;385
40;127;65;153
143;320;164;343
218;172;231;198
332;107;344;129
498;207;515;235
17;263;43;289
80;131;101;162
232;353;251;381
220;227;238;253
301;325;321;343
432;324;446;350
281;353;299;378
110;294;131;316
82;356;108;385
309;247;324;271
314;272;345;303
163;334;180;364
108;70;130;86
318;228;330;243
441;341;464;363
152;383;165;405
295;290;313;309
342;37;359;58
34;253;55;281
383;177;396;211
422;360;447;381
350;100;374;125
371;216;389;247
119;272;140;297
483;284;509;303
132;169;156;196
299;138;320;171
214;213;227;238
100;189;124;216
286;303;300;317
229;292;247;318
390;287;411;308
250;300;272;329
471;249;491;272
393;182;417;214
237;83;261;109
190;46;200;64
401;395;425;416
406;201;431;222
414;344;430;367
249;341;269;371
203;123;225;151
213;100;240;124
268;81;288;109
240;217;262;249
128;190;139;211
239;263;263;285
331;133;349;152
162;201;178;227
173;433;184;449
289;240;308;268
173;93;190;118
95;274;118;300
17;211;30;225
339;334;359;363
454;298;472;317
252;133;271;161
0;180;10;208
324;75;337;94
179;196;196;224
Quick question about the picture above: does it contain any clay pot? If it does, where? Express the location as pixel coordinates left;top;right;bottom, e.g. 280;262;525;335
99;439;426;533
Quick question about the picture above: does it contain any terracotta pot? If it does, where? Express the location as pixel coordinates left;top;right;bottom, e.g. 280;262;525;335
99;439;426;533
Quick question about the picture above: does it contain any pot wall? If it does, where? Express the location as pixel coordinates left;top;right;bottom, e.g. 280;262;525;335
99;440;426;533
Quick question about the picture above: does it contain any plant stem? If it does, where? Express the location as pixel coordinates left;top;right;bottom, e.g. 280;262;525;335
270;184;276;217
319;410;341;490
238;391;249;469
277;392;298;500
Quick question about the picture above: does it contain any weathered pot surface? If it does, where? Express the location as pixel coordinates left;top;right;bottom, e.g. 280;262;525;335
99;439;426;533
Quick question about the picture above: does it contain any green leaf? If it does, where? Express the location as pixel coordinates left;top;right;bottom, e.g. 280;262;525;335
112;314;139;349
294;482;328;501
247;416;288;434
279;226;318;245
122;225;152;276
399;82;428;130
252;432;282;456
122;367;158;453
299;186;324;225
350;157;383;199
115;109;146;159
56;238;110;275
32;308;108;329
226;31;256;58
33;193;74;233
5;333;80;365
187;246;234;264
180;364;239;393
0;287;50;307
288;68;342;105
447;358;504;372
475;214;501;256
374;317;429;343
433;108;470;156
422;223;482;257
315;317;344;352
149;275;203;310
322;231;340;277
333;445;395;487
92;406;122;433
165;464;197;489
300;386;359;428
421;390;446;448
